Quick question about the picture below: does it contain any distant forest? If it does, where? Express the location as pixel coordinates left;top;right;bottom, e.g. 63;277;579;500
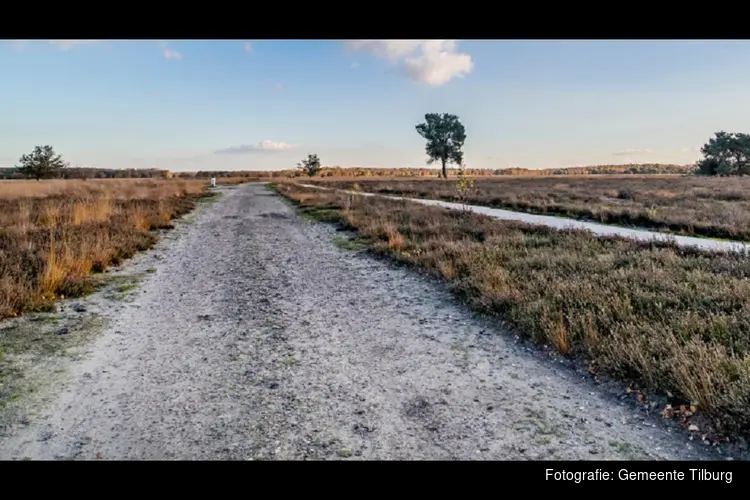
0;163;695;180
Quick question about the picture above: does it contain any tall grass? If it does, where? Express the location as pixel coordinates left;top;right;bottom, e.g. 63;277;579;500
0;179;211;319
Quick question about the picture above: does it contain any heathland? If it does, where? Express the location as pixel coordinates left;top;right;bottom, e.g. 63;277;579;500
0;178;225;320
1;181;733;461
4;167;750;454
303;175;750;242
274;179;750;440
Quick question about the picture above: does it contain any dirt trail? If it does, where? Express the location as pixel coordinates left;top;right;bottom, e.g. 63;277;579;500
0;183;741;460
299;184;750;254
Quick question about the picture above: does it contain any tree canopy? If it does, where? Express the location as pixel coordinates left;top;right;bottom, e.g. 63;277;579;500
297;154;322;177
697;131;750;176
415;113;466;178
15;145;68;180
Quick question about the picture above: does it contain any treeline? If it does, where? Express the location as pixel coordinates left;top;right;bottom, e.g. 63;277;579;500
0;163;694;181
0;167;174;180
288;163;694;177
493;163;694;176
175;170;285;179
183;163;694;179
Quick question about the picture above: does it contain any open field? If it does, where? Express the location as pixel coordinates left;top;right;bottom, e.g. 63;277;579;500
0;178;216;320
273;181;750;441
301;175;750;242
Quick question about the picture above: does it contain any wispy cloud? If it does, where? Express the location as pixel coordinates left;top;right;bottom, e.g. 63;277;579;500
244;42;253;52
163;48;182;60
350;61;360;69
6;40;100;51
345;40;427;61
49;40;100;50
214;140;298;154
343;40;473;86
5;40;30;50
159;41;183;60
612;148;653;156
275;82;283;89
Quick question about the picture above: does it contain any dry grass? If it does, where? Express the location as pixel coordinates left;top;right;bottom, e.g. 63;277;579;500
303;175;750;242
0;179;212;319
274;181;750;439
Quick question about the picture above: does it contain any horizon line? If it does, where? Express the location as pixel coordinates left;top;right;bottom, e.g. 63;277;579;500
0;162;697;173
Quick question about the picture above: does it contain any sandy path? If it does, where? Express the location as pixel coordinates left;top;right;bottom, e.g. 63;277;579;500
299;184;750;253
0;183;740;460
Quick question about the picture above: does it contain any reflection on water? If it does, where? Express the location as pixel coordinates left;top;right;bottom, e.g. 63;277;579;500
298;184;750;254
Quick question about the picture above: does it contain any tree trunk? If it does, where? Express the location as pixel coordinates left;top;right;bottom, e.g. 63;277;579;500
441;158;447;179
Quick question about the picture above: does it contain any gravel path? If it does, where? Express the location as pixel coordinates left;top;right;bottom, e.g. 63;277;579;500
0;182;742;460
299;184;750;254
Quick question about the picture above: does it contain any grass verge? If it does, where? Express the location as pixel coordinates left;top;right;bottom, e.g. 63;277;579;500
302;176;750;242
273;181;750;441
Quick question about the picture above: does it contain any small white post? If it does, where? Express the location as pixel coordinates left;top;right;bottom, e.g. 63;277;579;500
210;176;216;187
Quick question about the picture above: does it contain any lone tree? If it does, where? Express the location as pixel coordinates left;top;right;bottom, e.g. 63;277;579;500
16;145;68;181
297;153;322;177
415;113;466;179
697;131;750;176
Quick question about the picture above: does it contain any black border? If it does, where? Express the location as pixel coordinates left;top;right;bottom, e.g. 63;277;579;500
2;460;744;491
1;5;730;39
3;11;748;486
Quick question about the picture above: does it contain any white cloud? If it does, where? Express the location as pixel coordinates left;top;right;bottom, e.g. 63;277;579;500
345;40;426;61
244;42;253;52
350;61;360;69
214;140;298;154
5;40;99;51
275;82;283;89
163;48;183;60
343;40;473;86
612;148;653;156
49;40;100;50
158;41;183;60
7;40;30;50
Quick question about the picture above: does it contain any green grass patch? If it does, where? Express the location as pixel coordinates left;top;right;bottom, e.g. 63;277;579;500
333;235;370;251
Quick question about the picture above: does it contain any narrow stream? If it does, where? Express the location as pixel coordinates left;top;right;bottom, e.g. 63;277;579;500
298;184;750;254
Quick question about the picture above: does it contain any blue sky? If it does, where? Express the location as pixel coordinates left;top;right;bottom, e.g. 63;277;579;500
2;39;750;171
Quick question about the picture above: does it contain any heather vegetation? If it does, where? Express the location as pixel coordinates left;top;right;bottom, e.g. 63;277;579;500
274;181;750;439
0;146;228;319
303;176;750;242
0;178;215;319
298;129;750;242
